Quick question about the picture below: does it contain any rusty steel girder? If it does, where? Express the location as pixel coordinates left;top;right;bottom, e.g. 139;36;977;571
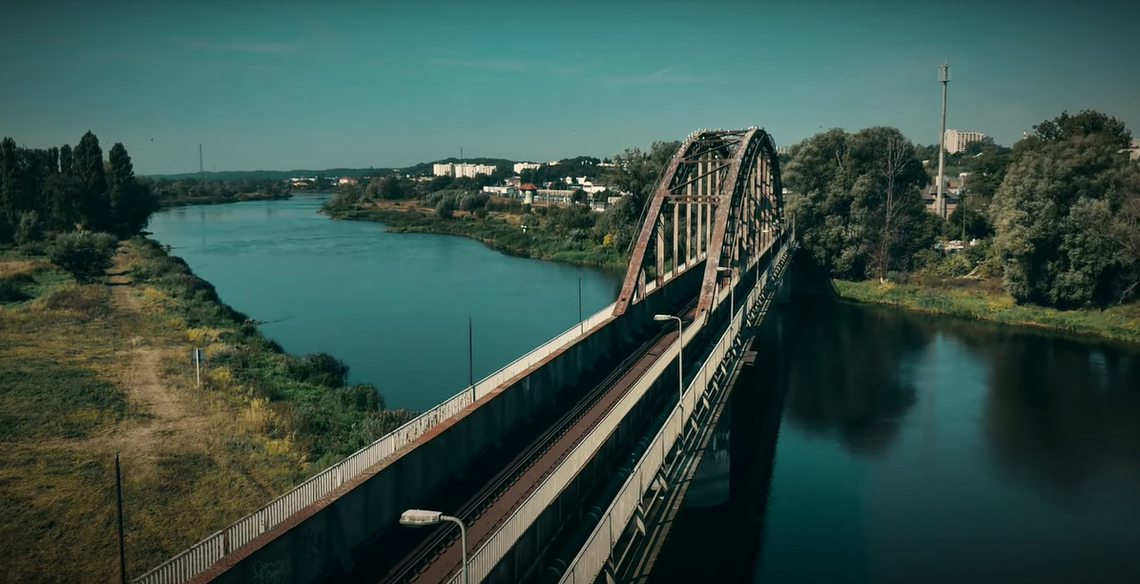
611;128;783;318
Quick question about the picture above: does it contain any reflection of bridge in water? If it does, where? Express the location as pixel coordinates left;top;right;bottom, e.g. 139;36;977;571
135;128;799;584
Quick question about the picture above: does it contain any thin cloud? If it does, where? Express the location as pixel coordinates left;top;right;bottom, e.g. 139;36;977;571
606;69;705;85
174;38;299;54
428;57;537;72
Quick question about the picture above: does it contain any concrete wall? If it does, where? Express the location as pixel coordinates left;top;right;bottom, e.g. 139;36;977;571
201;263;707;584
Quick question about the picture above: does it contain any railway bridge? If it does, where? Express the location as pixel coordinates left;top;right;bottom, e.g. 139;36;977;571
136;127;798;584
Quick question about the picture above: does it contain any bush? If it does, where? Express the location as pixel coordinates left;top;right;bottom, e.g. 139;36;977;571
15;211;42;245
287;352;350;387
435;199;456;219
44;285;110;316
49;231;118;284
19;241;47;256
0;275;33;302
339;383;383;411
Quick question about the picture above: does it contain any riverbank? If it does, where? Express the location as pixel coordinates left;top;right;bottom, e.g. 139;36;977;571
325;200;628;271
836;279;1140;345
157;191;292;209
0;239;413;583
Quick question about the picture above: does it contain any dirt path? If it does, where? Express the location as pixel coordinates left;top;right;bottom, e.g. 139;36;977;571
59;251;211;469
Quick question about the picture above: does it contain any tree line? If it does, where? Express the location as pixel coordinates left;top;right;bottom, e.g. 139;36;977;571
785;109;1140;308
1;132;157;244
139;176;290;207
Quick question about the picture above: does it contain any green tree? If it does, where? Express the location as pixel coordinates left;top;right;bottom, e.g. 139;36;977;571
1;137;20;234
44;173;84;230
570;188;587;205
435;198;455;219
1030;110;1132;148
990;110;1140;306
72;131;110;231
107;142;157;235
379;175;403;200
784;127;932;280
15;211;42;245
49;231;118;284
604;141;680;213
59;144;73;175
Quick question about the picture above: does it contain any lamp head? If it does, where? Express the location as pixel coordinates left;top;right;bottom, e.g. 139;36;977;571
653;315;672;321
400;509;443;526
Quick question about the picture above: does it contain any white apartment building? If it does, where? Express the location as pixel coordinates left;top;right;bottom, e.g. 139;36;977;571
943;130;986;154
1130;139;1140;161
513;162;541;173
432;163;498;178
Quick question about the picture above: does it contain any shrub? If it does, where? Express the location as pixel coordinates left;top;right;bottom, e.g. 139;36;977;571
15;211;43;245
44;285;110;316
287;352;350;387
339;383;383;411
19;241;47;256
49;231;118;283
435;199;456;219
0;275;33;302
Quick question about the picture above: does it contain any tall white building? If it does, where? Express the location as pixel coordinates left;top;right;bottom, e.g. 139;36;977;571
943;130;986;154
432;163;497;178
513;162;541;174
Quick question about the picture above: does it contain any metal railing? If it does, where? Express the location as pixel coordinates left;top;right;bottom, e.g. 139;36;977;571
131;256;705;584
558;236;793;584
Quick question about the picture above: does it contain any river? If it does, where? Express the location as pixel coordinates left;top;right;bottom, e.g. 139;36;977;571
149;197;1140;583
147;194;623;411
653;299;1140;584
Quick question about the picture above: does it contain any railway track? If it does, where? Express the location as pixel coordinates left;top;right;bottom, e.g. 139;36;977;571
381;299;700;584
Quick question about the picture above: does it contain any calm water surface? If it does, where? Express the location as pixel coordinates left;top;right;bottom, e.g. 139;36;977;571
656;300;1140;584
147;194;622;411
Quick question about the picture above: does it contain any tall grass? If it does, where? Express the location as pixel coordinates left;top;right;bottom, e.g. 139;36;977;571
0;237;415;583
836;279;1140;345
329;206;629;271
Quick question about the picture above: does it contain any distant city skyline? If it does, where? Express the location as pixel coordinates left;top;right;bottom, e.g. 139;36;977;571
1;0;1137;175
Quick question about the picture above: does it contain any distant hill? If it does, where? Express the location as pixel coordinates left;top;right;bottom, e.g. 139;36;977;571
143;168;392;181
143;157;595;181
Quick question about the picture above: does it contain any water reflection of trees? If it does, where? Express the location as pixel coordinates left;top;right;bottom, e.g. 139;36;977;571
781;302;929;456
982;333;1140;499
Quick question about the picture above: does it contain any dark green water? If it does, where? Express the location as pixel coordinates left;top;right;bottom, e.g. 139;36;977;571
656;299;1140;584
147;194;622;411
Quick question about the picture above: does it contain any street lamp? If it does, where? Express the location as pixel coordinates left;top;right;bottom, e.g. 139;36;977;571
653;315;684;408
400;509;468;584
716;266;735;319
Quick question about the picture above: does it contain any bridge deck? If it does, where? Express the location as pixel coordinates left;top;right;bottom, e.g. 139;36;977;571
369;302;701;584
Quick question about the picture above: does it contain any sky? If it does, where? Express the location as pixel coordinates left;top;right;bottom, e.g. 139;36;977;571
1;0;1137;175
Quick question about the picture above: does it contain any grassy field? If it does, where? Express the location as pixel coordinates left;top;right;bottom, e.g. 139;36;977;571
327;200;629;271
0;240;413;584
836;278;1140;345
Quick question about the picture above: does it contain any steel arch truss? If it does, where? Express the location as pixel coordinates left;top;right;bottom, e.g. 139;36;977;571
612;128;783;318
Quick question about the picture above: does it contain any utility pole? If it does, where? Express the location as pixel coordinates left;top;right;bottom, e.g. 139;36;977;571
199;144;204;181
937;61;950;220
115;452;127;584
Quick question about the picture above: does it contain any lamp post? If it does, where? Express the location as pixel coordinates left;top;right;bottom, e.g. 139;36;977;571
401;509;468;584
653;315;684;409
716;266;735;319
